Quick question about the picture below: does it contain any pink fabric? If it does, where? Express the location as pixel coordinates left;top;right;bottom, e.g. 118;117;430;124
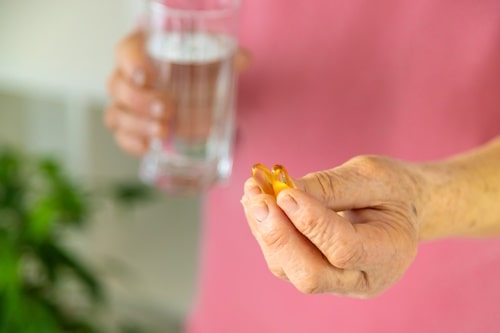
186;1;500;332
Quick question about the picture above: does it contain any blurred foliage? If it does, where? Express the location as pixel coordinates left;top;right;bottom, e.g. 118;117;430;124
0;146;158;333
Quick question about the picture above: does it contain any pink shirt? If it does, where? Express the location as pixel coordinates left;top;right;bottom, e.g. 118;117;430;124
187;1;500;332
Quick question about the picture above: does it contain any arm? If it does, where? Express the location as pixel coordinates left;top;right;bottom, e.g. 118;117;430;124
418;136;500;240
241;136;500;297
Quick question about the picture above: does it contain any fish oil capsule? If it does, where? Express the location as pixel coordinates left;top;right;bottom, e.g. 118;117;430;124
271;164;294;195
252;163;294;196
252;163;274;195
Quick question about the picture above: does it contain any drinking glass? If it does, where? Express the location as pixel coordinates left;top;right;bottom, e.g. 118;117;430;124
140;0;240;195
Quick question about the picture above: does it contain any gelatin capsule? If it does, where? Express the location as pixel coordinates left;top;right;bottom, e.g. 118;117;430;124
251;163;294;196
252;163;274;195
271;164;294;195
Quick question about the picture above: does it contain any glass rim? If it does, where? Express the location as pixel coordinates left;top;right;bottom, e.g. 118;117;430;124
147;0;240;18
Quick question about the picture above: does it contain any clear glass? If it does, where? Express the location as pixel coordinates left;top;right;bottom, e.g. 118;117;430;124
140;0;240;195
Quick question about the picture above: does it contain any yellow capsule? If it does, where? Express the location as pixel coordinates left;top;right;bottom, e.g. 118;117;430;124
271;164;294;195
252;163;294;196
252;163;274;195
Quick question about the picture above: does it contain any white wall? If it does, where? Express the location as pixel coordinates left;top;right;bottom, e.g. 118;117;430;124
0;0;140;95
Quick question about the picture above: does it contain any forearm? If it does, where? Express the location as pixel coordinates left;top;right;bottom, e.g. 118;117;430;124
417;136;500;241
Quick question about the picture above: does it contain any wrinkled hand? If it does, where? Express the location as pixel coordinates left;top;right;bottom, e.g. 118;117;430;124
241;155;424;298
104;30;252;156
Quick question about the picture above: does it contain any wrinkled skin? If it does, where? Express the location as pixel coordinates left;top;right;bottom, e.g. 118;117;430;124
242;155;423;298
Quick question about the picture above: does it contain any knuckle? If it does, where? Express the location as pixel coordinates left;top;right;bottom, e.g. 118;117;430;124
354;284;379;299
294;274;323;295
303;171;335;202
330;239;364;269
299;213;325;242
268;265;287;280
347;155;386;177
261;228;286;250
329;271;370;298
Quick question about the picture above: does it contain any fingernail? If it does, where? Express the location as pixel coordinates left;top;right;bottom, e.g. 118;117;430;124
150;100;164;118
279;193;298;213
246;185;262;199
251;201;269;222
133;69;146;87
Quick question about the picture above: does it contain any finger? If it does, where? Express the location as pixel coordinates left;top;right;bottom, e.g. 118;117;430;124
241;193;288;280
276;188;367;271
116;30;155;87
243;194;368;295
108;70;172;119
114;130;149;157
110;104;167;139
243;177;266;200
249;165;274;195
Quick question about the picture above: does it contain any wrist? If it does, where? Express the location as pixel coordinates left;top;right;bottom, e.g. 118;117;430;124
413;161;456;241
415;138;500;241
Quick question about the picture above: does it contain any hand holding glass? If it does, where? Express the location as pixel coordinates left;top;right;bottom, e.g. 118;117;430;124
140;0;240;195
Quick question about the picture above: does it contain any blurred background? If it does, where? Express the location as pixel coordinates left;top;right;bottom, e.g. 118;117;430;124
0;1;201;332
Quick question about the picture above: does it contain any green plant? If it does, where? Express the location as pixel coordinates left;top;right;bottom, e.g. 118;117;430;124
0;147;157;333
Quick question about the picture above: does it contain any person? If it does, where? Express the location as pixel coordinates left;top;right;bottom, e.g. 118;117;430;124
105;1;500;332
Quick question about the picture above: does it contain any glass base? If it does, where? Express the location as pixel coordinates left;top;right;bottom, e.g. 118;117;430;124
140;149;233;196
